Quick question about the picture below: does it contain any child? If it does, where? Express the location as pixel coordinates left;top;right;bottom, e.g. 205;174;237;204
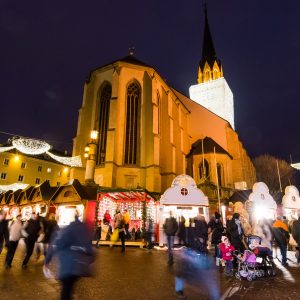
220;236;235;275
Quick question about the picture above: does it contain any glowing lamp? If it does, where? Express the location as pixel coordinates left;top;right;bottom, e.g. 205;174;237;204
64;167;69;173
14;155;20;161
90;130;98;141
84;153;88;158
85;146;90;152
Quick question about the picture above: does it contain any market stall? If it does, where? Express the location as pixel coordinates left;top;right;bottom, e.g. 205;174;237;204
97;188;158;244
247;182;277;224
158;174;209;246
282;185;300;220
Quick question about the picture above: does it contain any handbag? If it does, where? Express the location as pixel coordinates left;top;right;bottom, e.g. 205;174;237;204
110;228;119;242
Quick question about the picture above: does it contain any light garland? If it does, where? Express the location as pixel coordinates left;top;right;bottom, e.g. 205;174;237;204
46;151;82;167
0;146;14;153
0;137;82;167
291;163;300;170
12;138;51;155
0;183;29;193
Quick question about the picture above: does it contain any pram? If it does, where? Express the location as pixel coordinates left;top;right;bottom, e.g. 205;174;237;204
234;250;264;281
245;235;276;277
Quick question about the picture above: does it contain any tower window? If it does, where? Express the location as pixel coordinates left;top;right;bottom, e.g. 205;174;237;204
3;158;9;166
124;81;140;165
199;159;210;181
217;163;222;187
97;83;112;166
38;166;42;172
35;178;40;185
21;162;26;169
18;175;24;182
1;173;7;180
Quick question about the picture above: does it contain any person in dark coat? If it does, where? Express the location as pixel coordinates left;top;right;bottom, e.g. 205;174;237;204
22;212;42;268
43;214;59;255
226;213;244;252
44;214;95;300
292;213;300;265
194;215;208;253
0;211;9;255
163;211;178;264
177;216;186;246
208;212;224;265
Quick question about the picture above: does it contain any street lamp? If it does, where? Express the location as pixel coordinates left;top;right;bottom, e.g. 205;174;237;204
84;130;98;185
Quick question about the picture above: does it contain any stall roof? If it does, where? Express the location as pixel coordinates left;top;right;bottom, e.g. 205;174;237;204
225;189;252;205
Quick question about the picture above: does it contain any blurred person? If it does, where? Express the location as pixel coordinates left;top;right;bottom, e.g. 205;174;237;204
163;211;178;265
219;236;235;275
123;209;131;239
103;209;112;234
272;216;290;266
43;213;59;256
5;214;23;268
44;213;95;300
36;213;46;260
0;211;9;255
22;212;42;268
95;220;102;248
194;214;208;253
208;212;224;265
173;228;220;299
227;213;244;252
292;211;300;266
114;210;125;252
145;216;154;249
178;216;186;246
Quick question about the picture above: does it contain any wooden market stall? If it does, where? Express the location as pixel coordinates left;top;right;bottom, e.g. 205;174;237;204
282;185;300;220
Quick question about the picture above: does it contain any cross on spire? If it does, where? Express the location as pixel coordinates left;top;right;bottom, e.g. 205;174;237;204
128;46;135;56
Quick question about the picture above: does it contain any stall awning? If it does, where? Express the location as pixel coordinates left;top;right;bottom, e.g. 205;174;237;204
97;189;156;202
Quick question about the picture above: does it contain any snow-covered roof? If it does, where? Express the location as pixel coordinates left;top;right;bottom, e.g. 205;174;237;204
282;185;300;210
248;182;277;210
160;174;208;206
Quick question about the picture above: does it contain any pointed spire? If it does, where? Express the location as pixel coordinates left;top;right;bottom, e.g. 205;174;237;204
199;4;217;69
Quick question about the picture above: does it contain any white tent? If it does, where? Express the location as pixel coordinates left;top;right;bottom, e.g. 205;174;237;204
282;185;300;219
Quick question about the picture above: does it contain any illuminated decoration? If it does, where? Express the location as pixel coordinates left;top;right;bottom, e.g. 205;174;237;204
189;78;235;129
90;130;98;141
0;137;82;167
14;155;20;161
56;204;84;226
12;137;51;155
0;146;14;153
291;163;300;170
46;152;82;167
282;186;300;220
0;183;29;192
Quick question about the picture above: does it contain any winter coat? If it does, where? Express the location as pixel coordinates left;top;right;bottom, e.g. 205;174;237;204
24;219;42;242
44;219;59;244
45;218;95;280
292;219;300;245
0;219;9;244
227;218;244;250
163;217;178;236
194;218;208;240
178;221;186;241
208;219;224;245
8;220;23;242
220;243;235;261
272;220;289;246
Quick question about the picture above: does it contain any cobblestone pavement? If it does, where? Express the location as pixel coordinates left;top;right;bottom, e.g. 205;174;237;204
0;241;300;300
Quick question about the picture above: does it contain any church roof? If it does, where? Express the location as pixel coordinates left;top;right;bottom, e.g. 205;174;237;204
199;6;222;70
186;137;233;159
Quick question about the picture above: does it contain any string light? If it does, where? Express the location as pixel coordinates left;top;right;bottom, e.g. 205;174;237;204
12;137;51;155
0;183;29;192
46;151;82;167
0;146;14;153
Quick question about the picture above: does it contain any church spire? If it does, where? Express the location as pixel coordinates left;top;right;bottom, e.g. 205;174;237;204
197;5;223;84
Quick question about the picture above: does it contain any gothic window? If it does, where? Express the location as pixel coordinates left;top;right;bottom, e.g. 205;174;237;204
97;83;112;165
205;70;210;81
124;81;140;165
217;163;222;187
199;159;210;181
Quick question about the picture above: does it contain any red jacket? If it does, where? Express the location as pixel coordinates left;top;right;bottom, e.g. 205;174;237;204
220;243;235;261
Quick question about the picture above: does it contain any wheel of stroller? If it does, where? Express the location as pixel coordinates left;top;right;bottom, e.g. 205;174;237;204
235;272;241;279
256;270;263;278
266;268;273;277
247;275;253;281
272;269;276;277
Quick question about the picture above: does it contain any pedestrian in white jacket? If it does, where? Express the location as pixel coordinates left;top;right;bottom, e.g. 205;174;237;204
5;214;23;268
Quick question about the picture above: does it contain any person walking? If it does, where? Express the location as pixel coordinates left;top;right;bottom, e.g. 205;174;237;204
95;220;102;248
0;211;9;255
227;213;244;252
44;213;95;300
272;216;290;266
123;209;131;239
43;213;59;256
292;212;300;266
194;214;208;253
145;216;154;249
178;216;186;246
22;212;42;268
208;212;224;265
5;214;23;268
114;210;125;252
163;211;178;265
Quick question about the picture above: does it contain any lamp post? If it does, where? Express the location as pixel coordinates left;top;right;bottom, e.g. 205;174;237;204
84;130;98;185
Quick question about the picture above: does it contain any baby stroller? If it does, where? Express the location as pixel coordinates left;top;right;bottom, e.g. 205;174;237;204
246;235;276;277
234;250;264;281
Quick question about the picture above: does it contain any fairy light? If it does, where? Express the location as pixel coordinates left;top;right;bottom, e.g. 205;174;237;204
0;183;29;192
12;138;51;155
46;151;82;167
0;146;14;153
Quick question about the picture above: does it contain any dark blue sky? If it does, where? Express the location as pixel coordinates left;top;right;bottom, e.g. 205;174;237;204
1;0;299;162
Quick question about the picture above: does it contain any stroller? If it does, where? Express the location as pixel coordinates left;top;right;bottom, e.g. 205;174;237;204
234;250;264;281
246;235;276;277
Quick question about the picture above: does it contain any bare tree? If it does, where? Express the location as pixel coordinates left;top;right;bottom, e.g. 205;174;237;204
253;155;295;194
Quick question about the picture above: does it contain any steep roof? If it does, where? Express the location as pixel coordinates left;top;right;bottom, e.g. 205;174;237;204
186;137;233;159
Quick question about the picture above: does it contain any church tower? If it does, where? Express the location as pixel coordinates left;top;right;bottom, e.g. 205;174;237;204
189;6;235;129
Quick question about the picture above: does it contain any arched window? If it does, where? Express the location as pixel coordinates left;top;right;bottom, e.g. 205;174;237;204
97;83;112;165
205;70;210;81
217;163;222;187
124;81;140;165
199;159;210;181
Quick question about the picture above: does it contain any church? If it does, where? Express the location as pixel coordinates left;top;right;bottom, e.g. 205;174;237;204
71;8;256;199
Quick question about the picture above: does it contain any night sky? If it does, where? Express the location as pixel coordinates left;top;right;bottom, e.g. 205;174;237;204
1;0;300;162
